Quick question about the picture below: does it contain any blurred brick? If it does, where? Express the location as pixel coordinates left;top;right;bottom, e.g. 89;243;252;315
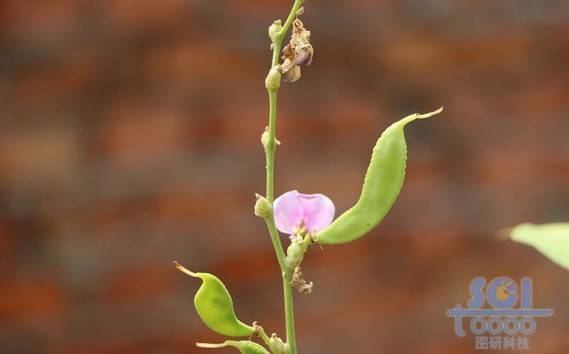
0;279;63;321
0;127;81;182
1;0;79;41
96;100;190;166
104;0;190;32
103;265;176;303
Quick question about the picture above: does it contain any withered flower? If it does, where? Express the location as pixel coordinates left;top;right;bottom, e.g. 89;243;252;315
280;14;314;83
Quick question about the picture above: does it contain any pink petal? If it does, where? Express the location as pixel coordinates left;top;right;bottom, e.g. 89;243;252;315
273;190;335;235
297;193;335;232
273;190;303;234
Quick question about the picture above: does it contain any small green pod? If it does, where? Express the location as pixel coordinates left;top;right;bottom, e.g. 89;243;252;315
175;262;254;337
510;223;569;271
315;108;442;245
197;340;270;354
285;241;304;268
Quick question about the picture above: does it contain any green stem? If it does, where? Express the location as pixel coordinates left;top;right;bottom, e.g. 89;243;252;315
263;2;304;353
196;342;230;349
255;324;272;347
264;215;286;271
265;85;298;354
282;270;296;354
265;89;278;203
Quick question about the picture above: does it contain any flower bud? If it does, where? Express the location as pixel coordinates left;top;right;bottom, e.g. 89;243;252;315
269;334;288;354
268;20;283;42
254;195;272;218
260;129;270;150
265;67;281;92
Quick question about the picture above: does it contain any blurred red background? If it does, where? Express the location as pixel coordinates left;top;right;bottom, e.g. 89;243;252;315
1;0;569;353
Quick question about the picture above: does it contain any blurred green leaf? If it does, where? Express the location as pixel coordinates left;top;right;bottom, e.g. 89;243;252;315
510;223;569;270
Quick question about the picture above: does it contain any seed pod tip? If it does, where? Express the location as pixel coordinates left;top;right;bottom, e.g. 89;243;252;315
416;106;444;120
173;261;199;278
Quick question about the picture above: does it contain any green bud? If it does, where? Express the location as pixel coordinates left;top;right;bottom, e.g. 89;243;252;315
265;67;281;92
269;334;289;354
268;20;283;42
261;129;270;150
254;194;272;218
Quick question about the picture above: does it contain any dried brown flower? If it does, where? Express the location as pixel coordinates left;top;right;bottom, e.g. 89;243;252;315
280;13;314;83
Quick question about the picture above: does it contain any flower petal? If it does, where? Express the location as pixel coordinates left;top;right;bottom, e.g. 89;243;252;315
273;190;303;234
273;190;335;235
297;193;335;232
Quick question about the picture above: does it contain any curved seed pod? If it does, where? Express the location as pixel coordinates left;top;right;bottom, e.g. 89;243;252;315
315;108;442;245
197;340;270;354
510;223;569;270
174;262;254;337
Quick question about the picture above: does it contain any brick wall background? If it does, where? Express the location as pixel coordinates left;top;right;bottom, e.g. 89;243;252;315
1;0;569;353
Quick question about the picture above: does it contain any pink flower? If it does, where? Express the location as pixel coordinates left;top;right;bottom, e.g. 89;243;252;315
273;190;335;236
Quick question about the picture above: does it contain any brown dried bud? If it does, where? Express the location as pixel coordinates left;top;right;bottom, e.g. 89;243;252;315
291;266;313;294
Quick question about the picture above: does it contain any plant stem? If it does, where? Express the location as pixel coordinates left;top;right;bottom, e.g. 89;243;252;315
265;89;278;203
282;269;296;354
255;324;272;347
263;2;304;353
264;214;286;271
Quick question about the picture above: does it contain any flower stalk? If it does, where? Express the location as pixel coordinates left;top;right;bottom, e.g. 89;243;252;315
262;1;306;353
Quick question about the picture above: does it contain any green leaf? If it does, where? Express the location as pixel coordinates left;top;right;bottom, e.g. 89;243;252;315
175;262;254;337
510;223;569;270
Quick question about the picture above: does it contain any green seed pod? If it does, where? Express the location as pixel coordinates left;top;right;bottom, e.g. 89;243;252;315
510;223;569;270
285;241;304;268
315;108;442;245
174;262;254;337
197;340;270;354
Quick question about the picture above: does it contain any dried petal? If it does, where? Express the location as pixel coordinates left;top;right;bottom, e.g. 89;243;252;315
279;16;314;83
281;65;301;83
